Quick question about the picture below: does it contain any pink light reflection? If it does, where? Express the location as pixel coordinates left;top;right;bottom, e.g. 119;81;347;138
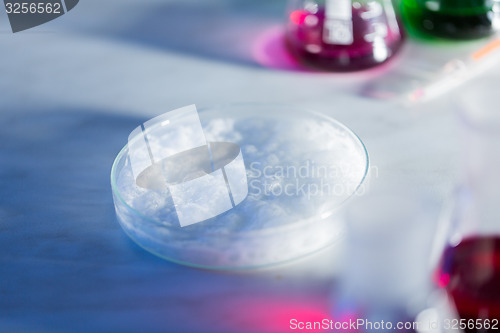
438;273;450;288
252;25;311;72
212;293;363;333
217;295;331;332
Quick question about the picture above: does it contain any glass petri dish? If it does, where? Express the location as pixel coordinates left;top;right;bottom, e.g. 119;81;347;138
111;103;369;270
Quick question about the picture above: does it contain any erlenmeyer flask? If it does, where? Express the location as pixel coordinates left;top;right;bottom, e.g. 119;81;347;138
401;0;500;39
285;0;405;71
434;81;500;331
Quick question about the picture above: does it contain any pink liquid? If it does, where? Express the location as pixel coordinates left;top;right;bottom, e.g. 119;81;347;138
436;236;500;332
285;7;404;71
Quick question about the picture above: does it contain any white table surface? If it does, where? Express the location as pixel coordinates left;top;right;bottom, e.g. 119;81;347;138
1;0;499;332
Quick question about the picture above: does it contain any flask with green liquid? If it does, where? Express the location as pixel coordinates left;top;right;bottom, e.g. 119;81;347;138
401;0;500;39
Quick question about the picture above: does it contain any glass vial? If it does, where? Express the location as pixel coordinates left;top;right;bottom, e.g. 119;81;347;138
331;191;436;332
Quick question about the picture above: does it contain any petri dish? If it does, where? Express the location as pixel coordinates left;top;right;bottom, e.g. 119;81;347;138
111;103;369;270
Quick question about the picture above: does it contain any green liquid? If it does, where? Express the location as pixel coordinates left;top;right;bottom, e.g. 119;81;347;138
401;0;499;39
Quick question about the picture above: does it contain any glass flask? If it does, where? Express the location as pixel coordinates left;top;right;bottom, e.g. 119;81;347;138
285;0;405;71
401;0;500;39
331;190;436;332
434;80;500;332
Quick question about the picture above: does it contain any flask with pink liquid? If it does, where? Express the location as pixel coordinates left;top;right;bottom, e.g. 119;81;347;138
285;0;405;71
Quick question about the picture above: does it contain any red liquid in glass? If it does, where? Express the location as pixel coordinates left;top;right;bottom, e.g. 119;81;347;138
436;236;500;332
285;6;404;71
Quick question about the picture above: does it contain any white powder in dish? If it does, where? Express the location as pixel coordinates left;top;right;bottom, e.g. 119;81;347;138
116;113;367;232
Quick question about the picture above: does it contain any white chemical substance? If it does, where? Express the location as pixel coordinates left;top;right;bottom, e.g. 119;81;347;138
112;107;368;268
